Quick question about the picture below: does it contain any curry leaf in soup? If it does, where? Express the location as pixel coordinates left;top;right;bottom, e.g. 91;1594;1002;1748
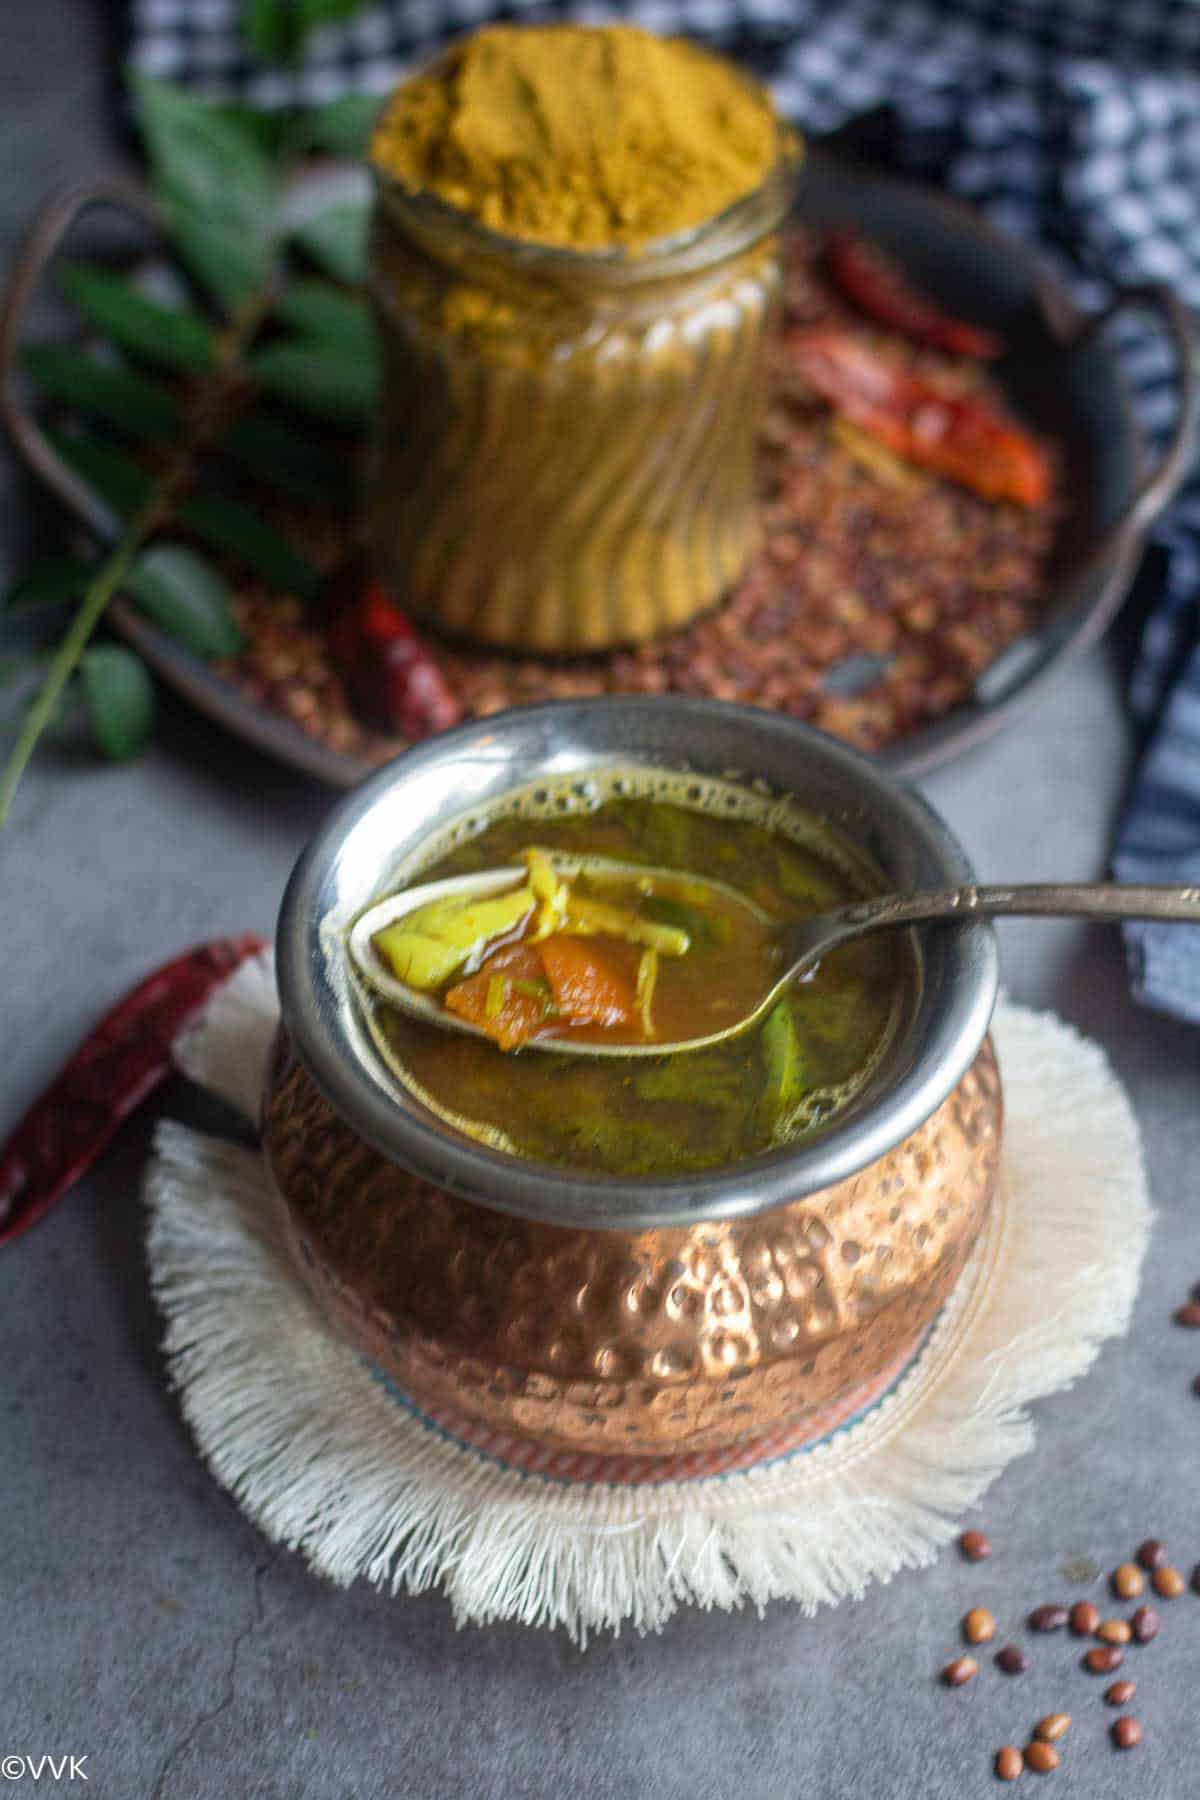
634;1051;746;1108
759;1001;808;1132
538;1100;695;1176
618;798;694;869
775;843;846;910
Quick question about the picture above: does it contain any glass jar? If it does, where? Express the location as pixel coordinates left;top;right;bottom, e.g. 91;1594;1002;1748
365;135;800;655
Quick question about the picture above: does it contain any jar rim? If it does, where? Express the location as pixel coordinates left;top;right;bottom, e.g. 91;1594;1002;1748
371;126;802;285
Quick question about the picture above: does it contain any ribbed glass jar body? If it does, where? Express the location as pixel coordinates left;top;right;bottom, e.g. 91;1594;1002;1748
364;153;797;654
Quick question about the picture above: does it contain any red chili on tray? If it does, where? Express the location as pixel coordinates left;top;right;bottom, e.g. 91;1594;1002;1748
326;571;461;741
0;935;264;1247
789;327;1051;508
825;230;1003;361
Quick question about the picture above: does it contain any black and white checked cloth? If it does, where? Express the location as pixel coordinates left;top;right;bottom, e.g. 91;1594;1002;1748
130;0;1200;1024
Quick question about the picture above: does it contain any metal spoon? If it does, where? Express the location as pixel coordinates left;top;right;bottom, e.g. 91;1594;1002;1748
349;868;1200;1057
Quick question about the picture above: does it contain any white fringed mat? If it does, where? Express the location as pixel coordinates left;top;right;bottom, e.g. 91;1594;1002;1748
144;953;1151;1641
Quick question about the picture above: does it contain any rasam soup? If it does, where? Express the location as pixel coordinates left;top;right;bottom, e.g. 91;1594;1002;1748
352;771;909;1177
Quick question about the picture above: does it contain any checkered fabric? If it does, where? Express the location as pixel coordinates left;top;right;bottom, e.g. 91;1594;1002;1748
129;0;1200;1023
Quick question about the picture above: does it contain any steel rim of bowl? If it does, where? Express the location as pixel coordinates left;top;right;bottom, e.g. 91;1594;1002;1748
275;697;1000;1231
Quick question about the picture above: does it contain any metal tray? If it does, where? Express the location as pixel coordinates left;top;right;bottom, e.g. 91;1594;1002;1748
2;153;1196;783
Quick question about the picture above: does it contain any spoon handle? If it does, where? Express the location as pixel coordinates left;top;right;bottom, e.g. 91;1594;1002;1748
838;881;1200;932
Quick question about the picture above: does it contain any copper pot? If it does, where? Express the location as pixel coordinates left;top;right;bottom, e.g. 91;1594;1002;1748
268;699;1001;1463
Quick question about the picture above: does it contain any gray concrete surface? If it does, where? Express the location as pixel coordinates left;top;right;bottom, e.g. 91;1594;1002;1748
3;7;1199;1796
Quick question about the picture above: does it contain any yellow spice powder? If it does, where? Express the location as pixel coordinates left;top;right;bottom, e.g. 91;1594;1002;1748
369;23;782;252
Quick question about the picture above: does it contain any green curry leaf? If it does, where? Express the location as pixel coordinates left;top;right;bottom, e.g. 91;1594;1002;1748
46;431;155;520
132;73;280;310
290;201;368;284
21;344;180;442
240;0;371;60
81;646;156;761
305;92;383;158
210;104;294;156
179;493;321;599
223;408;349;500
759;1002;807;1123
59;264;216;373
249;338;380;422
4;556;93;613
123;545;244;659
273;278;374;349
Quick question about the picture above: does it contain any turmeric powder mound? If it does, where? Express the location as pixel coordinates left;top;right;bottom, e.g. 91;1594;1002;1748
369;24;784;252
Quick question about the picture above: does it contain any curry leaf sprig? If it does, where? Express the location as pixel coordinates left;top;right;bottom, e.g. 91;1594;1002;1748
0;47;382;823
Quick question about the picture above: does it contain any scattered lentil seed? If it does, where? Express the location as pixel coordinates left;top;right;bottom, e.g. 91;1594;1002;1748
1035;1715;1071;1744
942;1656;978;1687
1153;1565;1186;1599
1068;1600;1100;1636
1028;1604;1069;1632
995;1748;1024;1782
1085;1646;1125;1675
963;1608;996;1645
1024;1741;1059;1774
1097;1619;1132;1646
959;1529;992;1563
1112;1564;1144;1600
1136;1539;1167;1571
1112;1717;1143;1751
1174;1301;1200;1329
1105;1680;1137;1707
995;1644;1029;1676
1130;1605;1160;1644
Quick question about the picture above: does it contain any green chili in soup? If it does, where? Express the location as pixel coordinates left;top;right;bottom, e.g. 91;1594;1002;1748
354;776;907;1177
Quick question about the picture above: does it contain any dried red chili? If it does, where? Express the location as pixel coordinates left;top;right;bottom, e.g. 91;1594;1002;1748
0;934;265;1247
825;231;1003;361
789;328;1050;507
326;574;461;740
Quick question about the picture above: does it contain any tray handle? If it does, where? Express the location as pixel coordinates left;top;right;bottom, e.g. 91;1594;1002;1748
0;176;164;543
1059;283;1199;565
974;280;1200;706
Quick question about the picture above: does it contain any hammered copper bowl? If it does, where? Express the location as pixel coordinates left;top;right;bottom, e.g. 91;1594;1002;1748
266;699;1002;1460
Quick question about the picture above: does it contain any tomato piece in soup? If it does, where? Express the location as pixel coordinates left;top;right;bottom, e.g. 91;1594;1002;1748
536;934;636;1030
444;944;551;1049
